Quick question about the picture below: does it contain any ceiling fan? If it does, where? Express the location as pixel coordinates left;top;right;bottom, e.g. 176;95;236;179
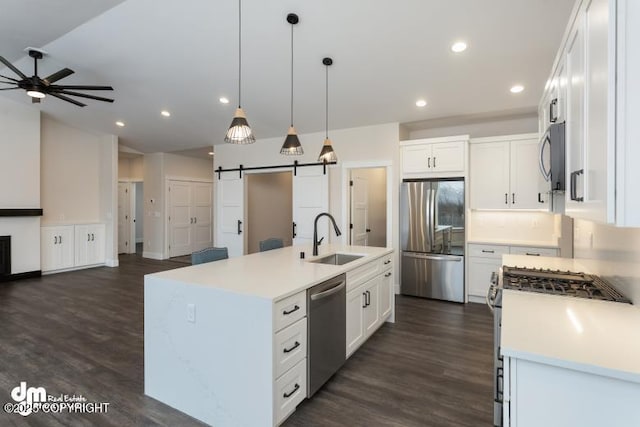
0;48;114;107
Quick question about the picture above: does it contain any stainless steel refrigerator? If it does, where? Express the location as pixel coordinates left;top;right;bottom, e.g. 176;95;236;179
400;179;465;302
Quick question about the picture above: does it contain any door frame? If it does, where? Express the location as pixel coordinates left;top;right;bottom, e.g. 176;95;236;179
164;176;213;259
340;161;393;247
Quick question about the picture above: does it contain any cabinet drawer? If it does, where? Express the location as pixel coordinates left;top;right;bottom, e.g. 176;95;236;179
509;246;559;257
379;253;393;271
275;358;307;425
347;259;381;292
274;318;307;378
468;244;509;259
274;291;307;332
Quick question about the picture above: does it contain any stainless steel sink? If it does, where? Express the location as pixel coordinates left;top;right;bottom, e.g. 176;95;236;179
309;253;363;266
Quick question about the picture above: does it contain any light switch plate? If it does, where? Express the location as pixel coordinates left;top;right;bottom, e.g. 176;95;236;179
187;304;196;323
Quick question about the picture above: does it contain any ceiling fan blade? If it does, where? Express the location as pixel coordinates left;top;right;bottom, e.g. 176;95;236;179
48;92;86;107
50;84;113;91
0;74;20;82
0;87;18;91
0;81;18;85
32;97;41;104
43;68;74;84
0;56;28;80
54;90;114;103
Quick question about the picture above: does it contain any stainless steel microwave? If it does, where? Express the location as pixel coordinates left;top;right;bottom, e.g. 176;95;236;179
539;122;565;191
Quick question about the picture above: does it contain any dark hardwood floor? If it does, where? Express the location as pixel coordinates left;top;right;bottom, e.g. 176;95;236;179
0;254;493;426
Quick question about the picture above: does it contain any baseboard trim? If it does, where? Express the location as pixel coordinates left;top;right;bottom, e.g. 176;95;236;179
394;283;400;294
0;270;41;282
143;252;164;260
105;259;119;267
42;264;106;275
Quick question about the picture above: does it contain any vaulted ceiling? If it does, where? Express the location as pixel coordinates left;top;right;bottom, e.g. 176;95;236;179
0;0;574;153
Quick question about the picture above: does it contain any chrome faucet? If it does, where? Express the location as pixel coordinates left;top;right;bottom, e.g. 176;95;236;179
313;212;342;256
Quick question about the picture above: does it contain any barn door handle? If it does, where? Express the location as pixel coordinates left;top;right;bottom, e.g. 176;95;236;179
366;228;371;232
237;220;242;235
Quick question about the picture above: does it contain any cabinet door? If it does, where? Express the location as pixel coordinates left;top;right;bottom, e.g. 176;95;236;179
470;142;510;209
468;257;501;298
59;227;75;269
41;227;60;271
565;18;586;209
431;141;465;173
75;225;90;266
363;277;380;337
379;269;393;321
510;139;548;209
401;145;432;174
346;286;366;358
89;224;106;264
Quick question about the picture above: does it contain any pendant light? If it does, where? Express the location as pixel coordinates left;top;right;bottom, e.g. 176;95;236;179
318;57;338;162
280;13;303;155
225;0;255;144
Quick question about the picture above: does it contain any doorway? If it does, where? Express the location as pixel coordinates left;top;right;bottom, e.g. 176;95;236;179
349;167;387;247
245;171;293;254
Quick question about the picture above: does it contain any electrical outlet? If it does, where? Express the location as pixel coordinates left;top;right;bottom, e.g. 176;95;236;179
187;304;196;323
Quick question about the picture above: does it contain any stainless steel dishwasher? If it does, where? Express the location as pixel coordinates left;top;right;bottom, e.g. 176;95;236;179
307;273;346;397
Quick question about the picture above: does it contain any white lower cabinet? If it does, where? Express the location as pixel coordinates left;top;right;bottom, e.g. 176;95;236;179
41;223;106;273
467;244;559;300
275;358;307;425
346;253;394;358
503;357;640;426
41;226;75;271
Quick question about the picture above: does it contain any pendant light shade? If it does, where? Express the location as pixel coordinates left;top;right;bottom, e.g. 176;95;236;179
318;57;337;162
281;13;303;156
225;0;255;144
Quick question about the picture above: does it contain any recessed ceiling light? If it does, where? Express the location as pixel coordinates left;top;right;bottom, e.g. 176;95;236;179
416;99;427;107
161;110;171;117
208;152;214;155
510;85;524;93
219;97;230;104
451;41;467;53
115;121;125;127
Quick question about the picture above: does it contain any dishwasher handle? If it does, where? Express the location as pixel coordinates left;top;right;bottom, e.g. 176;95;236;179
310;282;345;301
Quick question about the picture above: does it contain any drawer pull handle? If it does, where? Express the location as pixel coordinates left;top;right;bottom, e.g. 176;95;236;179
282;305;300;316
283;383;300;398
283;341;300;354
385;272;391;277
383;260;391;265
525;252;541;256
481;250;495;253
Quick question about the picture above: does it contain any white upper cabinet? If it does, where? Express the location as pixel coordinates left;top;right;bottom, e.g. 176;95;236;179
540;0;640;226
470;134;547;210
400;135;468;178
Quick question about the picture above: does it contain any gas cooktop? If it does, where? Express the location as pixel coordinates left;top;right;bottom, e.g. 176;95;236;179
501;266;631;303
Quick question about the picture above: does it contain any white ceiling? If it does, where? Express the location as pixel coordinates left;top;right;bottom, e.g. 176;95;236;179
1;0;574;154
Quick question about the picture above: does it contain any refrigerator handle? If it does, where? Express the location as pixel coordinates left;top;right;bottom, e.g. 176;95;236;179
430;185;437;252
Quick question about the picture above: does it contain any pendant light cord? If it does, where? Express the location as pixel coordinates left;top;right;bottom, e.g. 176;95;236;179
238;0;242;108
325;64;329;138
290;23;294;127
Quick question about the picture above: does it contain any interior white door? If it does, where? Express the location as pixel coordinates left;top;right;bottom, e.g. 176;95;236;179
350;175;369;246
168;181;193;257
217;174;244;257
292;166;329;247
117;182;131;254
192;182;213;252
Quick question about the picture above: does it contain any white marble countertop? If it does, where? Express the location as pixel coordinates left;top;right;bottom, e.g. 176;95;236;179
146;244;393;301
501;254;640;384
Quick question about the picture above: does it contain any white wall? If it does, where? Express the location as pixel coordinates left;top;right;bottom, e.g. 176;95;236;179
118;155;144;181
406;113;538;140
0;97;41;274
214;122;400;263
41;116;102;223
99;135;119;266
574;219;640;304
142;152;213;259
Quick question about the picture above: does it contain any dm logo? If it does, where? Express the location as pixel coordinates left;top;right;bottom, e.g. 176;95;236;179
11;382;47;416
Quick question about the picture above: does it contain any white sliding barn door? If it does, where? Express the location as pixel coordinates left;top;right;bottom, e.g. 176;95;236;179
292;166;329;247
217;174;244;257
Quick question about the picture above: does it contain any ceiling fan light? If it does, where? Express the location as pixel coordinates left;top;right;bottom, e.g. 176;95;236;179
318;138;337;162
225;107;255;144
280;126;304;155
26;90;45;99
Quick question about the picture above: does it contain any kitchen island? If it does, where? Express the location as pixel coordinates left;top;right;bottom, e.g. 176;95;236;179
500;254;640;426
144;244;394;427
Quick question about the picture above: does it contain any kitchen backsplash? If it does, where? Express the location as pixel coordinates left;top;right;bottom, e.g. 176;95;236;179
468;211;569;246
574;219;640;304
